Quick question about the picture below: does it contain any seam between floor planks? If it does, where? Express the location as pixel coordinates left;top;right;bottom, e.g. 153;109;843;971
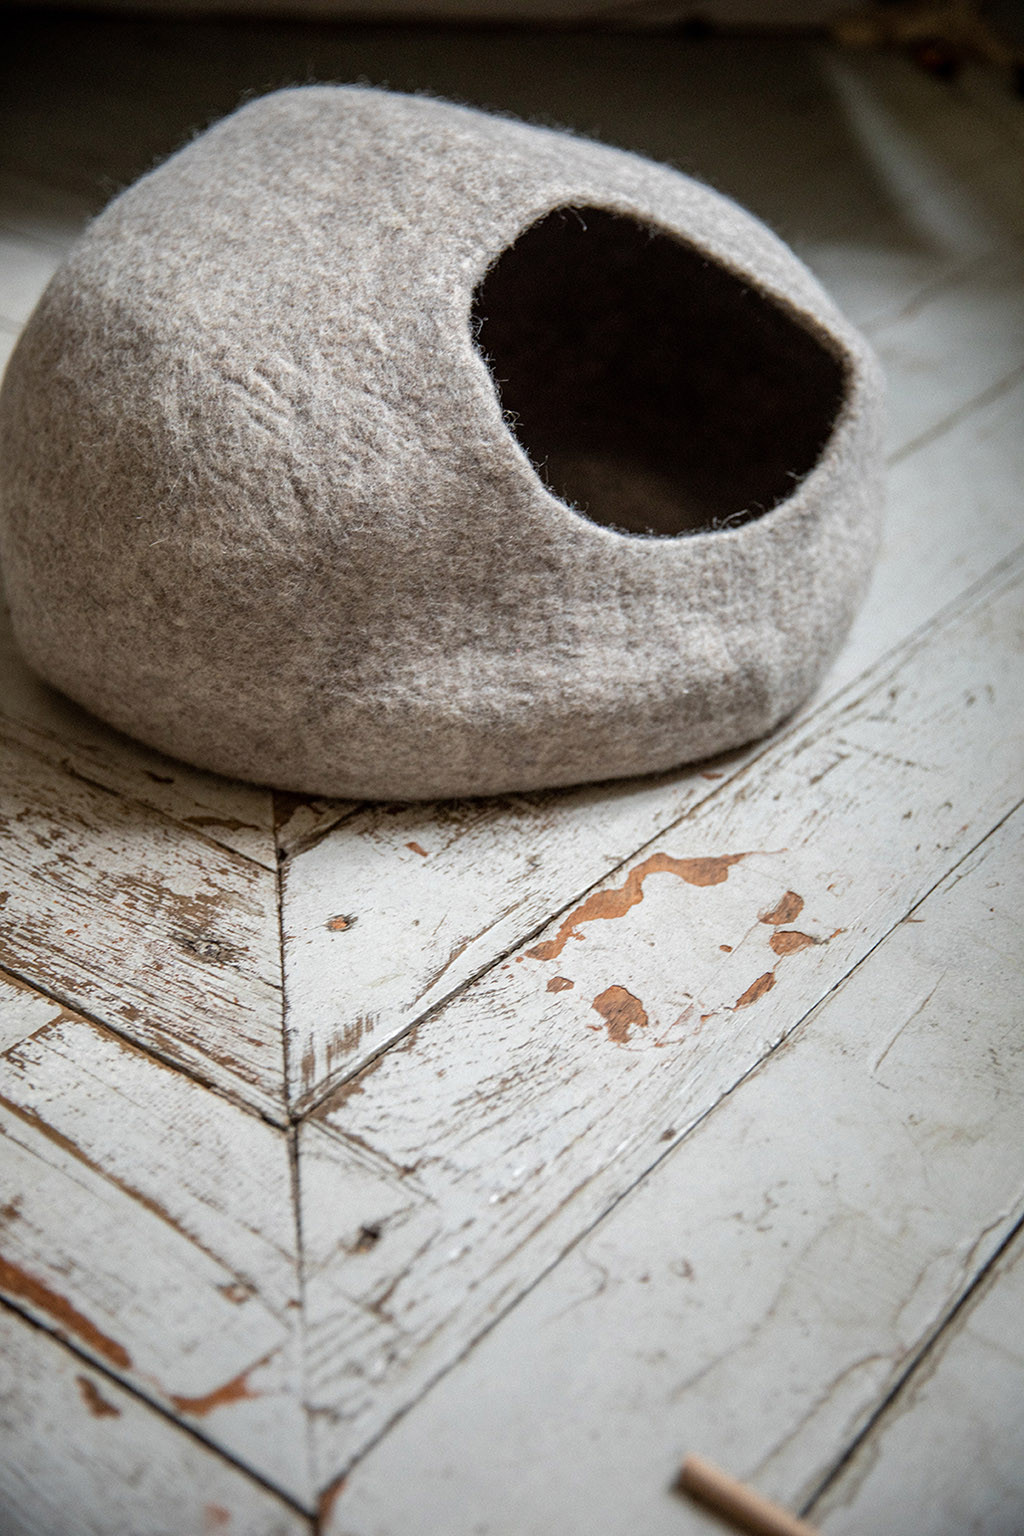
803;1208;1024;1523
0;958;289;1132
808;1220;1024;1533
294;538;1024;1123
0;1295;316;1525
285;1120;319;1510
886;356;1024;467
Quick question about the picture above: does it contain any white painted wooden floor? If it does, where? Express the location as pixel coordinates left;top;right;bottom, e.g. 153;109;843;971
1;16;1023;1535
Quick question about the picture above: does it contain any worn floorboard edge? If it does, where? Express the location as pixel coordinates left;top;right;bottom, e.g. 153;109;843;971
0;723;285;1119
0;996;312;1500
0;1302;313;1529
320;797;1024;1532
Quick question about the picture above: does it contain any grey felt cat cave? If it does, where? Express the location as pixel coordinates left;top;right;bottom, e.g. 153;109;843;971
0;87;883;801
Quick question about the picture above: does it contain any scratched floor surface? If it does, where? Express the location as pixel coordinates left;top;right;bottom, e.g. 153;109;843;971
1;14;1023;1535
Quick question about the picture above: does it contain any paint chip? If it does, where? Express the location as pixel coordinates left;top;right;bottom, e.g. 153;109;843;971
592;985;649;1043
170;1365;260;1417
769;930;815;956
760;891;804;926
733;971;776;1009
76;1374;121;1418
529;851;752;962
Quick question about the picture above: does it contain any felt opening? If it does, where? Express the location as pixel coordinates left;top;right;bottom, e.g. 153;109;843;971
472;206;847;537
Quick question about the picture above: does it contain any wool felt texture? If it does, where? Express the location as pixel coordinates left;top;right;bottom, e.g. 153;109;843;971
0;86;884;801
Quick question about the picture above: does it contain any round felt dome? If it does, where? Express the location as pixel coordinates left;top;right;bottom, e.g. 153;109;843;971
0;86;883;801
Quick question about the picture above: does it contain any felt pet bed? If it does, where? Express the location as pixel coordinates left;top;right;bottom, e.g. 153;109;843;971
0;87;884;801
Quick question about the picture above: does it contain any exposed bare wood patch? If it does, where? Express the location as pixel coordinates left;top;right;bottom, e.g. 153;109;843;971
527;852;753;963
733;971;777;1009
169;1360;264;1418
0;1253;131;1368
592;986;648;1043
76;1373;121;1418
768;931;816;956
760;892;805;926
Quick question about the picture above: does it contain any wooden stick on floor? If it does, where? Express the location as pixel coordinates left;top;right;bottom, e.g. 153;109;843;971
676;1455;819;1536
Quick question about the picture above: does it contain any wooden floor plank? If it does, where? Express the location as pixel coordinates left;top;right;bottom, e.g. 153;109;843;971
813;1225;1024;1535
0;1306;310;1536
284;361;1024;1111
792;49;1024;328
0;718;284;1116
864;248;1024;458
0;969;69;1057
0;600;277;870
321;798;1024;1534
0;1008;312;1502
302;555;1024;1481
827;370;1024;694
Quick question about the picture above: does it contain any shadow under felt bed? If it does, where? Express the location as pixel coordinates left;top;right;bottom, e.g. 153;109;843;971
472;205;847;537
